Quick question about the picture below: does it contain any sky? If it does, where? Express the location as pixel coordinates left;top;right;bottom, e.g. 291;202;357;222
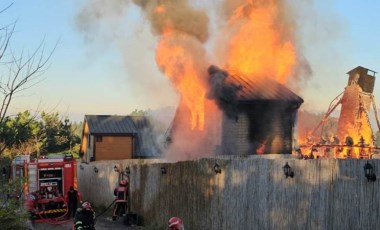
1;0;380;122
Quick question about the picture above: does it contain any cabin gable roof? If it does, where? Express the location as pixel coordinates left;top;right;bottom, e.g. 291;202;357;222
228;74;304;103
85;115;138;135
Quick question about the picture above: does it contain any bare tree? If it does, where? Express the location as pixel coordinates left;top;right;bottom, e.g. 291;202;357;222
0;3;54;154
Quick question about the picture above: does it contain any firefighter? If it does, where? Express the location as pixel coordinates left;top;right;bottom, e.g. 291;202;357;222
74;201;95;230
112;179;128;221
168;217;185;230
66;186;82;218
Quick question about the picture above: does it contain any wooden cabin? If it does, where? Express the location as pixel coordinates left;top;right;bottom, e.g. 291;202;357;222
168;71;304;156
219;74;304;155
80;115;160;162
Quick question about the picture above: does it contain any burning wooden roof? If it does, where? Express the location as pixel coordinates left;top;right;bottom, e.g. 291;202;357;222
207;65;303;110
227;73;304;103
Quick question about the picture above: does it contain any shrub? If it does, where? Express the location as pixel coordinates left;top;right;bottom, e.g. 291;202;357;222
0;178;29;229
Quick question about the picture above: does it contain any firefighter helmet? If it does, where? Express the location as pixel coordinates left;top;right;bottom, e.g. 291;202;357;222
120;179;128;186
168;217;184;230
82;201;92;210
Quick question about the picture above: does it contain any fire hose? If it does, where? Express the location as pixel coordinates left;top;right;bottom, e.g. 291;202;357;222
67;199;117;230
95;198;116;219
33;198;117;227
34;196;71;225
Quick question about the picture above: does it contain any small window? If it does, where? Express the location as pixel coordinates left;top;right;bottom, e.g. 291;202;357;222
96;136;103;142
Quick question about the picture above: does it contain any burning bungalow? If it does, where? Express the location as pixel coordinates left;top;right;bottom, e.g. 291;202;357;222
209;66;304;155
167;66;303;157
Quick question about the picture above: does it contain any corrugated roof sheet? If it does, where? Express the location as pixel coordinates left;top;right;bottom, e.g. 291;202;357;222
227;74;304;103
85;115;138;134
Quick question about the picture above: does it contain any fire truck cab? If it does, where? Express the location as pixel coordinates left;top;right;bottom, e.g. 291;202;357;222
11;154;78;218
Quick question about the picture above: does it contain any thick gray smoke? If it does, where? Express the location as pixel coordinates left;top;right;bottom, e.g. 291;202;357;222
132;0;210;88
132;0;209;43
207;65;242;119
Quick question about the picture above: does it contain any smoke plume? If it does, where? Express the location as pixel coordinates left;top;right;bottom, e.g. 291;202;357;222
132;0;209;43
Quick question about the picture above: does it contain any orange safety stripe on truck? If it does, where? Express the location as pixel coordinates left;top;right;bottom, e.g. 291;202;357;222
38;208;67;214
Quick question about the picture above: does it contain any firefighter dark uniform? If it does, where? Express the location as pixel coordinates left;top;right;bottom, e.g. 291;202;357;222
112;179;128;221
67;186;82;218
74;202;95;230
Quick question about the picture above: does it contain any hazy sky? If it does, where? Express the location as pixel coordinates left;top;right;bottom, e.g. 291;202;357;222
2;0;380;122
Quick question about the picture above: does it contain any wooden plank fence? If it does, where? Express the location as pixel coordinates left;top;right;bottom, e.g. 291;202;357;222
77;156;380;229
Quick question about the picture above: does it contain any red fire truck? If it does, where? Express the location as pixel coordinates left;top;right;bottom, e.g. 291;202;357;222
11;154;78;219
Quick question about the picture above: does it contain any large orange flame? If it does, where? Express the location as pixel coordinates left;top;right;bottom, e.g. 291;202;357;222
225;1;296;83
154;1;298;132
155;29;206;130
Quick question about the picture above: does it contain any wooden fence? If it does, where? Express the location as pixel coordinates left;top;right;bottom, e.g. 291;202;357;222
77;156;380;229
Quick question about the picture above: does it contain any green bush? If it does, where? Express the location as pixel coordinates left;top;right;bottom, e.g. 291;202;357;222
0;178;29;230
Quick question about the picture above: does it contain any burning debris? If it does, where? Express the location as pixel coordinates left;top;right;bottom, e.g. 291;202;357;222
298;66;380;159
